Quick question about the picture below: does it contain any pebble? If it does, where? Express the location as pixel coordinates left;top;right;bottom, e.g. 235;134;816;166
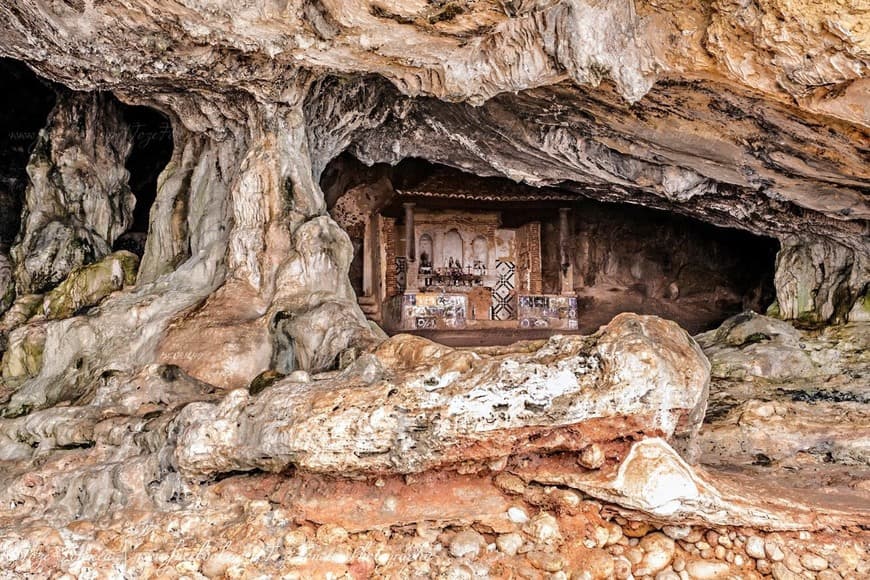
444;563;474;580
684;559;731;579
449;529;486;558
765;540;785;561
662;525;692;540
655;571;680;580
525;513;561;544
745;536;765;559
592;525;609;548
799;553;828;571
770;562;803;580
579;548;613;580
551;489;581;510
496;532;524;556
374;550;391;566
625;547;643;565
784;551;804;573
605;522;623;546
526;550;564;572
612;556;632;580
638;532;676;574
508;506;529;524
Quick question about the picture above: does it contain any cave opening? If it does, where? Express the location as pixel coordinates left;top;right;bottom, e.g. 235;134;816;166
0;58;57;250
331;156;778;344
326;156;778;343
113;103;173;256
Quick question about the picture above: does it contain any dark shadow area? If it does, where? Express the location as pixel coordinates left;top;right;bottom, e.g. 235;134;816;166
0;58;57;248
112;103;173;256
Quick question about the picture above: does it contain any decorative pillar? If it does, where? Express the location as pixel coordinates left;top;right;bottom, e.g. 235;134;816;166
362;217;373;296
403;203;416;262
559;207;574;295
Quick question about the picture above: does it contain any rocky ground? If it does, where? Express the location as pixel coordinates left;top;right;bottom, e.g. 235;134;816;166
0;313;867;579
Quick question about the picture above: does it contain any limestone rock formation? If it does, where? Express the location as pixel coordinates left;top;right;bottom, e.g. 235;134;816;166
174;314;709;478
0;0;866;577
42;250;139;320
12;91;134;295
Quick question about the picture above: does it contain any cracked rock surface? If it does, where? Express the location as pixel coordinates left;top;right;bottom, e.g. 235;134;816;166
0;1;866;577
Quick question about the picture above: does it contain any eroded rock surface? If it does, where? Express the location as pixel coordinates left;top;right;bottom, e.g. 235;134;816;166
12;91;134;295
0;1;867;577
174;314;709;478
697;312;870;494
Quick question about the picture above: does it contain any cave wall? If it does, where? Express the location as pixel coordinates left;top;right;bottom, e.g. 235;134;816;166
570;203;776;304
0;0;865;415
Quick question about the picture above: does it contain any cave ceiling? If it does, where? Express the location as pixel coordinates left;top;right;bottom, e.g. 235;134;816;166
3;3;866;236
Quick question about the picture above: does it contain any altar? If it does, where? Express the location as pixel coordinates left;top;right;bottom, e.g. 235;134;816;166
380;207;552;330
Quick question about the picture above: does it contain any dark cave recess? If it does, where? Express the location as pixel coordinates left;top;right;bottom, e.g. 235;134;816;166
112;102;173;256
0;57;173;257
325;155;778;336
0;58;56;247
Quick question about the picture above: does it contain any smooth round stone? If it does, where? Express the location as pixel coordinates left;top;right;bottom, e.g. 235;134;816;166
684;560;731;579
800;553;828;571
662;525;692;540
507;506;529;524
765;540;785;561
745;536;766;559
639;532;676;573
449;529;486;559
496;532;524;556
526;550;564;572
578;548;613;580
525;513;561;543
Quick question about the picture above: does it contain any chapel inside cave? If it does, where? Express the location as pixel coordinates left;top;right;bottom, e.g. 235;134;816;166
0;1;868;577
326;155;777;342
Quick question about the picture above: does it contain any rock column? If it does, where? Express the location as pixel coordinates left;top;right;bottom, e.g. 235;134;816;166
12;91;134;294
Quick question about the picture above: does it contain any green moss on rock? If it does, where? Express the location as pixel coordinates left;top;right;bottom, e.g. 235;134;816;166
42;250;139;320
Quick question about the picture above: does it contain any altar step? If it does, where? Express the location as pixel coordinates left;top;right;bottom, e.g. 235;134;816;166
357;294;381;322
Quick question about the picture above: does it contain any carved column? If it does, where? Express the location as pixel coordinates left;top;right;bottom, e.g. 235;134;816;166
362;216;373;296
403;202;418;291
403;202;416;262
559;207;574;295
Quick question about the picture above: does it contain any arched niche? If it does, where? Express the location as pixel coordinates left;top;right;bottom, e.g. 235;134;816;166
443;229;463;267
472;235;488;268
419;233;434;267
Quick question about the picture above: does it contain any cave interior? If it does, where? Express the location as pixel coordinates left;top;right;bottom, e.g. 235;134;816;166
0;58;172;262
325;155;778;343
0;4;868;569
